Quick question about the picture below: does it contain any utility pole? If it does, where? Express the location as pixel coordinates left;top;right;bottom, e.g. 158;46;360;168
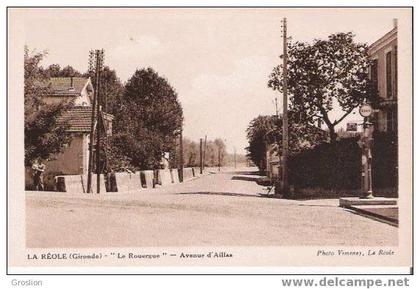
87;49;104;194
95;50;102;194
199;138;203;174
280;17;289;195
179;127;184;182
218;146;221;172
203;135;207;169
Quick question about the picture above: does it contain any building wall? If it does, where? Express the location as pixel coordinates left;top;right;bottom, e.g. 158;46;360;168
76;84;92;106
83;134;90;175
45;134;85;175
369;29;398;133
43;92;91;107
43;95;75;106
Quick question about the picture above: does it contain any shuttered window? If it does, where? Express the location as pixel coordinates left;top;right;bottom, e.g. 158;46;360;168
371;59;378;93
394;45;398;98
386;51;392;98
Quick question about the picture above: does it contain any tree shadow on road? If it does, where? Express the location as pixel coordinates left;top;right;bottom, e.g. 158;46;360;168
177;191;262;198
231;175;262;182
223;170;262;176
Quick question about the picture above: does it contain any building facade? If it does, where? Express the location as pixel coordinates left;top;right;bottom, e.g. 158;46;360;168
26;77;113;190
368;20;398;133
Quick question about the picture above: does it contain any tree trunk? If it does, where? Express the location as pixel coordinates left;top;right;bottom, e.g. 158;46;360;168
328;126;337;144
327;125;338;189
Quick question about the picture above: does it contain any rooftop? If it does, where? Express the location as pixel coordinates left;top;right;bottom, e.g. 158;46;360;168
59;106;113;133
49;77;91;96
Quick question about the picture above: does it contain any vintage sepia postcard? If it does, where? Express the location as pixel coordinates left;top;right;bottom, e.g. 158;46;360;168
7;7;413;274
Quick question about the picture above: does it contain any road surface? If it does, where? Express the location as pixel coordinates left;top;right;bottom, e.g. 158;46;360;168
26;169;398;248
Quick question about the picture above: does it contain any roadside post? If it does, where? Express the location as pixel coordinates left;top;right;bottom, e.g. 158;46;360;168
358;103;374;199
200;138;203;174
179;128;184;182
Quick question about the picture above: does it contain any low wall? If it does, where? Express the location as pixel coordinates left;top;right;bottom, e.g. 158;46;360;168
56;174;106;194
158;169;172;186
115;172;142;192
86;174;106;194
171;169;180;184
140;170;154;189
193;167;201;176
183;168;194;180
56;175;84;193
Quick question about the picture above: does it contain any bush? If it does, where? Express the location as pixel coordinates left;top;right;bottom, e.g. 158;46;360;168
289;132;398;193
289;138;361;190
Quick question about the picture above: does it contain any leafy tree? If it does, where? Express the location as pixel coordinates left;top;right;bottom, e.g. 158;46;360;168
268;32;375;143
43;63;61;77
246;115;278;172
211;138;228;167
43;64;82;78
112;67;183;170
246;114;327;172
84;66;124;114
184;139;199;167
24;48;72;166
173;137;228;168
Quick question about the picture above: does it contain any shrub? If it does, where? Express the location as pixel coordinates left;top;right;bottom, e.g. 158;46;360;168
289;132;398;193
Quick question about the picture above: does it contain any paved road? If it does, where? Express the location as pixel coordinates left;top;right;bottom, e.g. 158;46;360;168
26;169;398;248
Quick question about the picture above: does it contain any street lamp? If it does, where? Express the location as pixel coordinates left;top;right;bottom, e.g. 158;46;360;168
174;128;184;182
359;103;374;199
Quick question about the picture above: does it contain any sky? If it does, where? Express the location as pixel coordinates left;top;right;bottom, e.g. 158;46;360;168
21;8;404;154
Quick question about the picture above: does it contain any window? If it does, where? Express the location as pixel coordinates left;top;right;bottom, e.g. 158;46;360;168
386;51;392;98
371;59;378;93
394;45;398;98
387;108;398;132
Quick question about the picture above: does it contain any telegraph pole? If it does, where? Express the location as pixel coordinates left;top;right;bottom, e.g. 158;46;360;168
199;138;203;174
87;49;104;194
281;17;289;195
218;146;221;172
179;127;184;182
95;50;104;194
203;135;207;169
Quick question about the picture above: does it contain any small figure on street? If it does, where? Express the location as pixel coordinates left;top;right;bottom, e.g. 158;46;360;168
32;158;45;191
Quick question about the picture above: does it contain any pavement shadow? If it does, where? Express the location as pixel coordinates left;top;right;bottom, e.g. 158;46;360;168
296;203;338;208
178;191;262;198
231;175;262;182
222;170;261;176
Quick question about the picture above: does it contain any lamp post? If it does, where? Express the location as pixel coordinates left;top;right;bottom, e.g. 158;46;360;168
359;103;374;199
174;128;184;182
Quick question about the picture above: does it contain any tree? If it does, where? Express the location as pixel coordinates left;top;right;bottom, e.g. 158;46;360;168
84;66;124;114
175;137;228;168
24;48;72;166
268;32;375;143
112;67;183;170
246;115;279;172
213;138;228;167
43;64;82;78
246;114;327;172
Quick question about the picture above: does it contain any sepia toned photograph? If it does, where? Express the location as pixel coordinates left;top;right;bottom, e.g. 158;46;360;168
7;7;412;273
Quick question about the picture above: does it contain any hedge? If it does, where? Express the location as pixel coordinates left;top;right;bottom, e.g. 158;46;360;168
289;132;398;192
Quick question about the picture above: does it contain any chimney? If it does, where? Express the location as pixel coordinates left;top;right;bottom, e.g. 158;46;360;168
393;18;398;29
